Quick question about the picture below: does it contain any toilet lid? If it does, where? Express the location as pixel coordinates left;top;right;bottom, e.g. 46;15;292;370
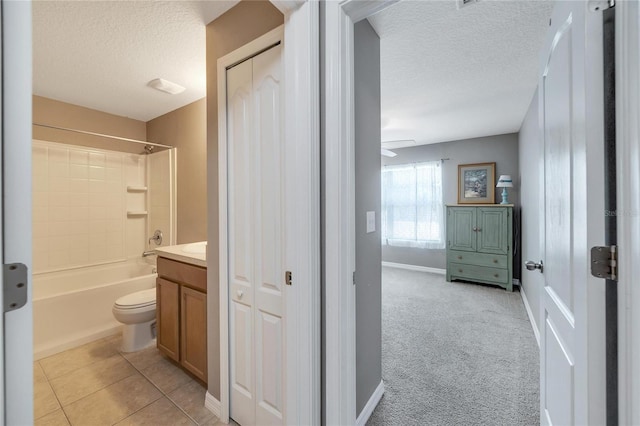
115;288;156;308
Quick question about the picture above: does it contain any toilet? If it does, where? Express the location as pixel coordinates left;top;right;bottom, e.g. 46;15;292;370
112;288;157;352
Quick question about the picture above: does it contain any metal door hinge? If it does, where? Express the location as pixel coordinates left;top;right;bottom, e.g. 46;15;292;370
285;271;292;286
353;271;356;285
591;245;618;281
3;263;28;313
589;0;614;11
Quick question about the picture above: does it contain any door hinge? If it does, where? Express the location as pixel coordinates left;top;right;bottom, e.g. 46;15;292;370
590;245;618;281
3;263;28;313
588;0;614;11
353;271;356;285
285;270;292;286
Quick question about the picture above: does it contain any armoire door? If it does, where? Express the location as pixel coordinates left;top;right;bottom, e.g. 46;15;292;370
227;43;285;426
476;207;508;255
447;207;476;252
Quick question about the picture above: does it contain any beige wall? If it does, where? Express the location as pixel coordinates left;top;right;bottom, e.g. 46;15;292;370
147;99;207;244
33;95;147;153
206;0;284;399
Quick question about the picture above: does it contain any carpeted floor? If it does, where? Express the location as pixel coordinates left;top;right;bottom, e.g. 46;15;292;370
367;267;539;426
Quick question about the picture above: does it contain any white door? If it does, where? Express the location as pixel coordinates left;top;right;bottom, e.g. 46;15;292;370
227;44;285;426
2;0;34;424
537;2;606;425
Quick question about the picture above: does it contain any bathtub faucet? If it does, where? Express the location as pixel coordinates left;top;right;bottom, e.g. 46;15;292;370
142;250;156;257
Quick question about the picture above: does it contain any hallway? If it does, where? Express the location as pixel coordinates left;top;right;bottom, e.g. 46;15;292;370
368;267;539;425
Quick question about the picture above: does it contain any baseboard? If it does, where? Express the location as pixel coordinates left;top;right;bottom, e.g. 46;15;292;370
381;261;446;275
355;380;384;426
205;392;221;418
520;286;540;347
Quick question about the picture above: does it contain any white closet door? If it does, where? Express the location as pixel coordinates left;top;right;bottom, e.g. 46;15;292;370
228;43;284;426
228;57;256;426
252;44;284;426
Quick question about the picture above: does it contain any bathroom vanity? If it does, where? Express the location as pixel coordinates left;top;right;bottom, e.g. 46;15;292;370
155;242;207;383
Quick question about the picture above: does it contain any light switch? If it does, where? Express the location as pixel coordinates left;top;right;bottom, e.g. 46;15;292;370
366;211;375;233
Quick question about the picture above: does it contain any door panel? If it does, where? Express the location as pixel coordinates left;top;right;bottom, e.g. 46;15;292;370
180;286;207;382
477;208;508;254
447;207;476;252
228;58;256;426
157;278;180;361
253;44;285;426
538;2;606;425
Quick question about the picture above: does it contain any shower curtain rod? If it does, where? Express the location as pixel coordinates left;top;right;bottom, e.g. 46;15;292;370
33;123;174;150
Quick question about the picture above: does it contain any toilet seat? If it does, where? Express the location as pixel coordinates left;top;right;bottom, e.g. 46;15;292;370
114;288;156;309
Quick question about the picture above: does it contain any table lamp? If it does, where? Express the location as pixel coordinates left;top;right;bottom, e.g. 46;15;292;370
496;175;513;204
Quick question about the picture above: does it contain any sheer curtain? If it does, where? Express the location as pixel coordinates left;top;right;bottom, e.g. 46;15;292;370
381;161;444;249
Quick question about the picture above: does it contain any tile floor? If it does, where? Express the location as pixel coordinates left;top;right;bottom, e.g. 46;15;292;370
34;335;224;426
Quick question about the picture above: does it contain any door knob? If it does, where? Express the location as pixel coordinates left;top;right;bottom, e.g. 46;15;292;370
525;260;544;273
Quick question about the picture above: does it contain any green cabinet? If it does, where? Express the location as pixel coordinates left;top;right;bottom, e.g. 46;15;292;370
446;205;513;291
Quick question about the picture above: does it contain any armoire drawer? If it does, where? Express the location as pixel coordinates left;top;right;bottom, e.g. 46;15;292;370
449;262;509;284
448;251;508;269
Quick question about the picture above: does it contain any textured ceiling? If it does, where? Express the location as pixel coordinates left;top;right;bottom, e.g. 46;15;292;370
33;0;239;122
368;0;554;146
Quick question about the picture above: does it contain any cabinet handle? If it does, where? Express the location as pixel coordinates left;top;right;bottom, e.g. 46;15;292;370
493;259;498;263
458;255;463;260
472;227;477;232
237;290;244;299
477;228;482;232
458;269;463;273
494;274;499;278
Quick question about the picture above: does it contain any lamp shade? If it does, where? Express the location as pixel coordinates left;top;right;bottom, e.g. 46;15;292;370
496;175;513;188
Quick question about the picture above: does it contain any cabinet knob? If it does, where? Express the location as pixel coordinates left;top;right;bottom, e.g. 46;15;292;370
494;274;499;278
457;255;463;260
472;227;477;232
476;228;482;232
237;290;244;299
458;269;463;273
493;259;498;263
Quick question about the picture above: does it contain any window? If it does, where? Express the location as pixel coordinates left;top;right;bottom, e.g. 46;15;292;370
381;161;444;249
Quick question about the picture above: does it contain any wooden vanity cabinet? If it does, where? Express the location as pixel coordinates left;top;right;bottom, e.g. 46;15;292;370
156;256;207;383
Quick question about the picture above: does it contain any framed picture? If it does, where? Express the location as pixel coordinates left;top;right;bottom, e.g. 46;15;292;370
457;162;496;204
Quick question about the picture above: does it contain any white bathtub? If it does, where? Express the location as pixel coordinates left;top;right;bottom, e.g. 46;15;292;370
33;259;157;360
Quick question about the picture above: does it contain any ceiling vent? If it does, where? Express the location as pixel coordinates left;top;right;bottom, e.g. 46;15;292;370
457;0;480;9
381;139;416;149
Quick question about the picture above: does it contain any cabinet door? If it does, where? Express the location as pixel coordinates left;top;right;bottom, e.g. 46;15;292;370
157;278;180;362
181;286;207;383
476;208;509;254
447;207;476;252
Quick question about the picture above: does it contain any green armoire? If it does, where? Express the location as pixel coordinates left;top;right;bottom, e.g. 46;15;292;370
446;205;513;291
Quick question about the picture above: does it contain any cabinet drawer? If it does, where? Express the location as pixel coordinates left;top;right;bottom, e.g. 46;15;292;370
157;257;207;293
448;251;508;269
449;262;509;284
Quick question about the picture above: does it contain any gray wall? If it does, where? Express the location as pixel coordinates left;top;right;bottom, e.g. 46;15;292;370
518;91;542;336
354;20;382;417
382;133;520;270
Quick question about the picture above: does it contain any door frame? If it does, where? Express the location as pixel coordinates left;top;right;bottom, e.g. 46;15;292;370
325;0;640;424
615;2;640;424
216;0;321;423
323;1;397;423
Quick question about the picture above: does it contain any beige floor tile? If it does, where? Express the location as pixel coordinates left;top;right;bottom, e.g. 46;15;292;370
140;357;192;394
34;380;60;420
63;374;162;426
115;397;196;426
167;381;215;425
121;345;166;371
50;354;136;406
40;336;120;379
34;361;47;384
35;409;70;426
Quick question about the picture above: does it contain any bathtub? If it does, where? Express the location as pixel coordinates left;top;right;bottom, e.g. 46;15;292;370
33;259;157;360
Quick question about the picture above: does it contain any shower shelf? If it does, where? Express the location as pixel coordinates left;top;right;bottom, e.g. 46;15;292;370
127;186;148;192
127;211;148;217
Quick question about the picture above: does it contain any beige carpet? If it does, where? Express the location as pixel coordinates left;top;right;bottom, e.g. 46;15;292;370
367;267;539;426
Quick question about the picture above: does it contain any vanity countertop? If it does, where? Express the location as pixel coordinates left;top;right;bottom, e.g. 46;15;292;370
155;241;207;268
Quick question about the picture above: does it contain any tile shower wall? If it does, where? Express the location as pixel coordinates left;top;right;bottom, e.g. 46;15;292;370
33;141;147;273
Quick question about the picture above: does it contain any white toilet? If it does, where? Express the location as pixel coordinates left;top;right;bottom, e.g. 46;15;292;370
112;288;157;352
